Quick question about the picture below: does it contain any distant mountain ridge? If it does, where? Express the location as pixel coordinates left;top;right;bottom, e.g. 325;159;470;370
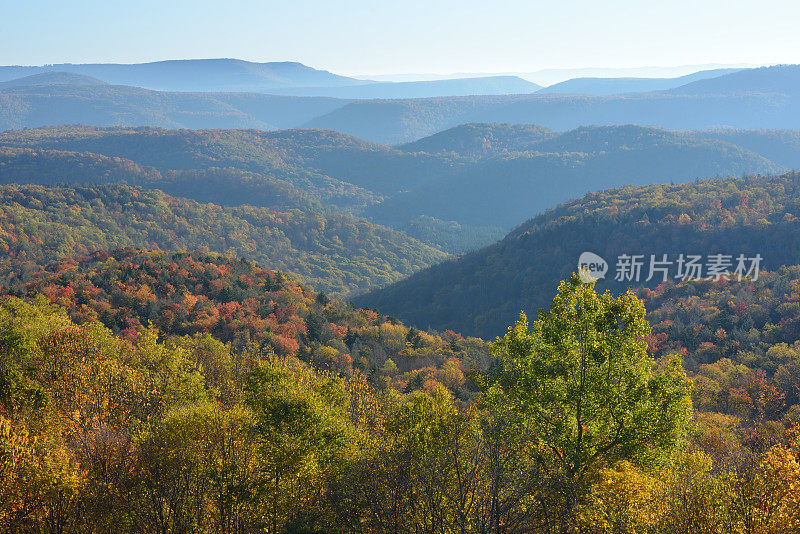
538;68;741;95
2;63;800;141
304;67;800;144
0;59;366;92
669;64;800;95
0;61;540;99
275;76;541;99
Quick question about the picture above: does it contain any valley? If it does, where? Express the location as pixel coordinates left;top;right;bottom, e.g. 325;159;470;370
3;48;800;533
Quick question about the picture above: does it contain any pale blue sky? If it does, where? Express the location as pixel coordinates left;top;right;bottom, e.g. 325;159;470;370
2;0;797;75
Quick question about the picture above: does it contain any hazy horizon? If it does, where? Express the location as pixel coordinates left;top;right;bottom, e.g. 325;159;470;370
4;0;798;76
0;58;769;87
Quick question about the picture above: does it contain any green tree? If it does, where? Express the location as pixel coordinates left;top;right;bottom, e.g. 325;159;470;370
479;274;692;530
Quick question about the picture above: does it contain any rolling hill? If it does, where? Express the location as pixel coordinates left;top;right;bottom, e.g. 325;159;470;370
0;125;493;251
368;125;784;229
355;172;800;339
0;146;330;212
0;246;489;387
397;123;557;157
690;129;800;169
0;123;794;254
0;76;351;131
0;124;456;197
0;72;109;88
0;183;446;296
0;126;396;211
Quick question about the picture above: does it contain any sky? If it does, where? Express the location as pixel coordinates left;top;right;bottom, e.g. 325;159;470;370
2;0;798;76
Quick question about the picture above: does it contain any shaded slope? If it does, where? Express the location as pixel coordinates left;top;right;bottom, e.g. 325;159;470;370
690;129;800;169
356;173;800;338
0;124;457;197
369;125;783;229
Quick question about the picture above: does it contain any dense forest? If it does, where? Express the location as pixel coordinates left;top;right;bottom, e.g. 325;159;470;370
0;248;489;392
1;123;794;252
357;172;800;338
1;111;800;532
2;168;800;533
0;184;445;296
0;147;328;213
692;129;800;169
5;255;800;533
5;13;800;530
397;123;558;158
370;125;781;228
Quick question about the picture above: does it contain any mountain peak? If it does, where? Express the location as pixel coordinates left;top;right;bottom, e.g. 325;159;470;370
0;71;108;89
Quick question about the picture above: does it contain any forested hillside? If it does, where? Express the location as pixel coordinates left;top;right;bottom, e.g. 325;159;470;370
368;125;782;228
357;172;800;338
641;266;800;371
1;248;488;390
1;124;790;253
0;125;455;197
397;123;557;157
691;128;800;168
0;147;326;212
0;184;446;296
5;253;800;533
